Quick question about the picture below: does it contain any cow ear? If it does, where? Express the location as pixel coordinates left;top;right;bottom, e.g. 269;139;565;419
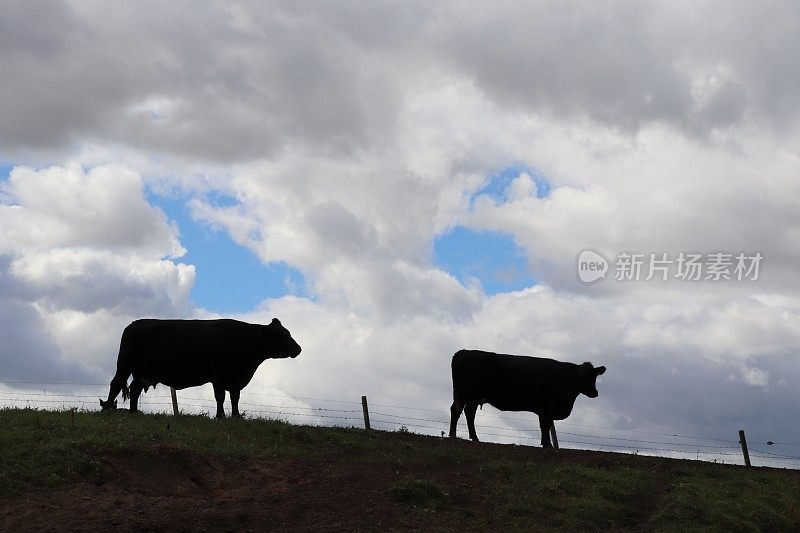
270;318;280;326
596;366;606;375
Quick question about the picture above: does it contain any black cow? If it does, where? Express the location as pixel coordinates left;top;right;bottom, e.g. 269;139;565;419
449;349;605;448
100;318;301;418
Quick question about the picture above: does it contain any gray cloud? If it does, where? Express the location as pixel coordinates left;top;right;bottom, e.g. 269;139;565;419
0;297;100;384
438;3;692;132
601;352;800;442
4;2;800;164
0;0;429;162
305;201;376;258
438;1;800;136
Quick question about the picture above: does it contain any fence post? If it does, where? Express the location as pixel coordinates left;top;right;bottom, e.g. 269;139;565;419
738;429;751;467
550;422;559;449
361;395;371;430
170;387;179;416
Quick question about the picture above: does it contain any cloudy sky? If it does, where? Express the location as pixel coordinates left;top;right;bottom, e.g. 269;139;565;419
1;1;799;453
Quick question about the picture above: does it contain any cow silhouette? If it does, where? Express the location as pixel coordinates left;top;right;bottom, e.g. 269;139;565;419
449;349;605;447
100;318;301;418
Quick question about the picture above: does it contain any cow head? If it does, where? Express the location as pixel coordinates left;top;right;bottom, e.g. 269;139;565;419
579;362;606;398
265;318;302;358
99;398;117;410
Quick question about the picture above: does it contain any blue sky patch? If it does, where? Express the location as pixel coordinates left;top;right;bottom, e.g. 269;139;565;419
473;165;551;203
150;193;307;314
0;162;13;180
434;226;535;295
0;162;15;204
204;190;240;209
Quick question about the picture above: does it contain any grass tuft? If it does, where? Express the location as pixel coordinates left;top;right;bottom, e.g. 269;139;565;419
389;477;448;507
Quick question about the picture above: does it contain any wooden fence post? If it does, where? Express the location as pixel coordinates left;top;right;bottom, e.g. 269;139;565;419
361;395;371;430
170;387;179;416
550;422;559;449
739;429;751;467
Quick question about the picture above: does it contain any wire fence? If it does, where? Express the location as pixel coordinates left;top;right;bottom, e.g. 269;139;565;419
2;382;799;470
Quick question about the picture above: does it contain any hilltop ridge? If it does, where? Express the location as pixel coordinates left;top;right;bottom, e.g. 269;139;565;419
1;408;799;531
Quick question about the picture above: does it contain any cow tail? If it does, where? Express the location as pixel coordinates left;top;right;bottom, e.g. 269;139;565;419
121;382;130;401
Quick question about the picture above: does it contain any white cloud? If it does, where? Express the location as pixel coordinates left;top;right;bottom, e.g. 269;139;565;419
8;249;193;314
466;122;800;294
0;163;194;383
730;366;770;388
239;284;800;441
0;162;184;256
174;76;800;440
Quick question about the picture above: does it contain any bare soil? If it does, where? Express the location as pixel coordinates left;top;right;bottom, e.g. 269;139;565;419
1;442;487;532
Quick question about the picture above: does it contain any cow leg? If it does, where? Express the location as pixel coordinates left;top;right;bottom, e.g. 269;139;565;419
539;416;554;448
213;383;226;419
449;400;464;438
464;402;480;442
230;389;241;418
129;379;144;413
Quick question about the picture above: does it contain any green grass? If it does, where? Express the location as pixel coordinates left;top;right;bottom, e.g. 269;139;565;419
0;407;373;496
650;467;800;531
389;477;449;507
2;407;800;531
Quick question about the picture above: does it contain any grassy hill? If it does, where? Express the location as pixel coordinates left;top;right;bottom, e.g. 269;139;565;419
1;408;799;531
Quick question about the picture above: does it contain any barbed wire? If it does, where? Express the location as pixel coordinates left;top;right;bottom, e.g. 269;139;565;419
0;381;107;386
0;383;775;445
749;447;800;460
496;415;742;443
0;391;103;398
369;402;450;413
369;420;739;458
2;387;800;468
557;431;741;449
